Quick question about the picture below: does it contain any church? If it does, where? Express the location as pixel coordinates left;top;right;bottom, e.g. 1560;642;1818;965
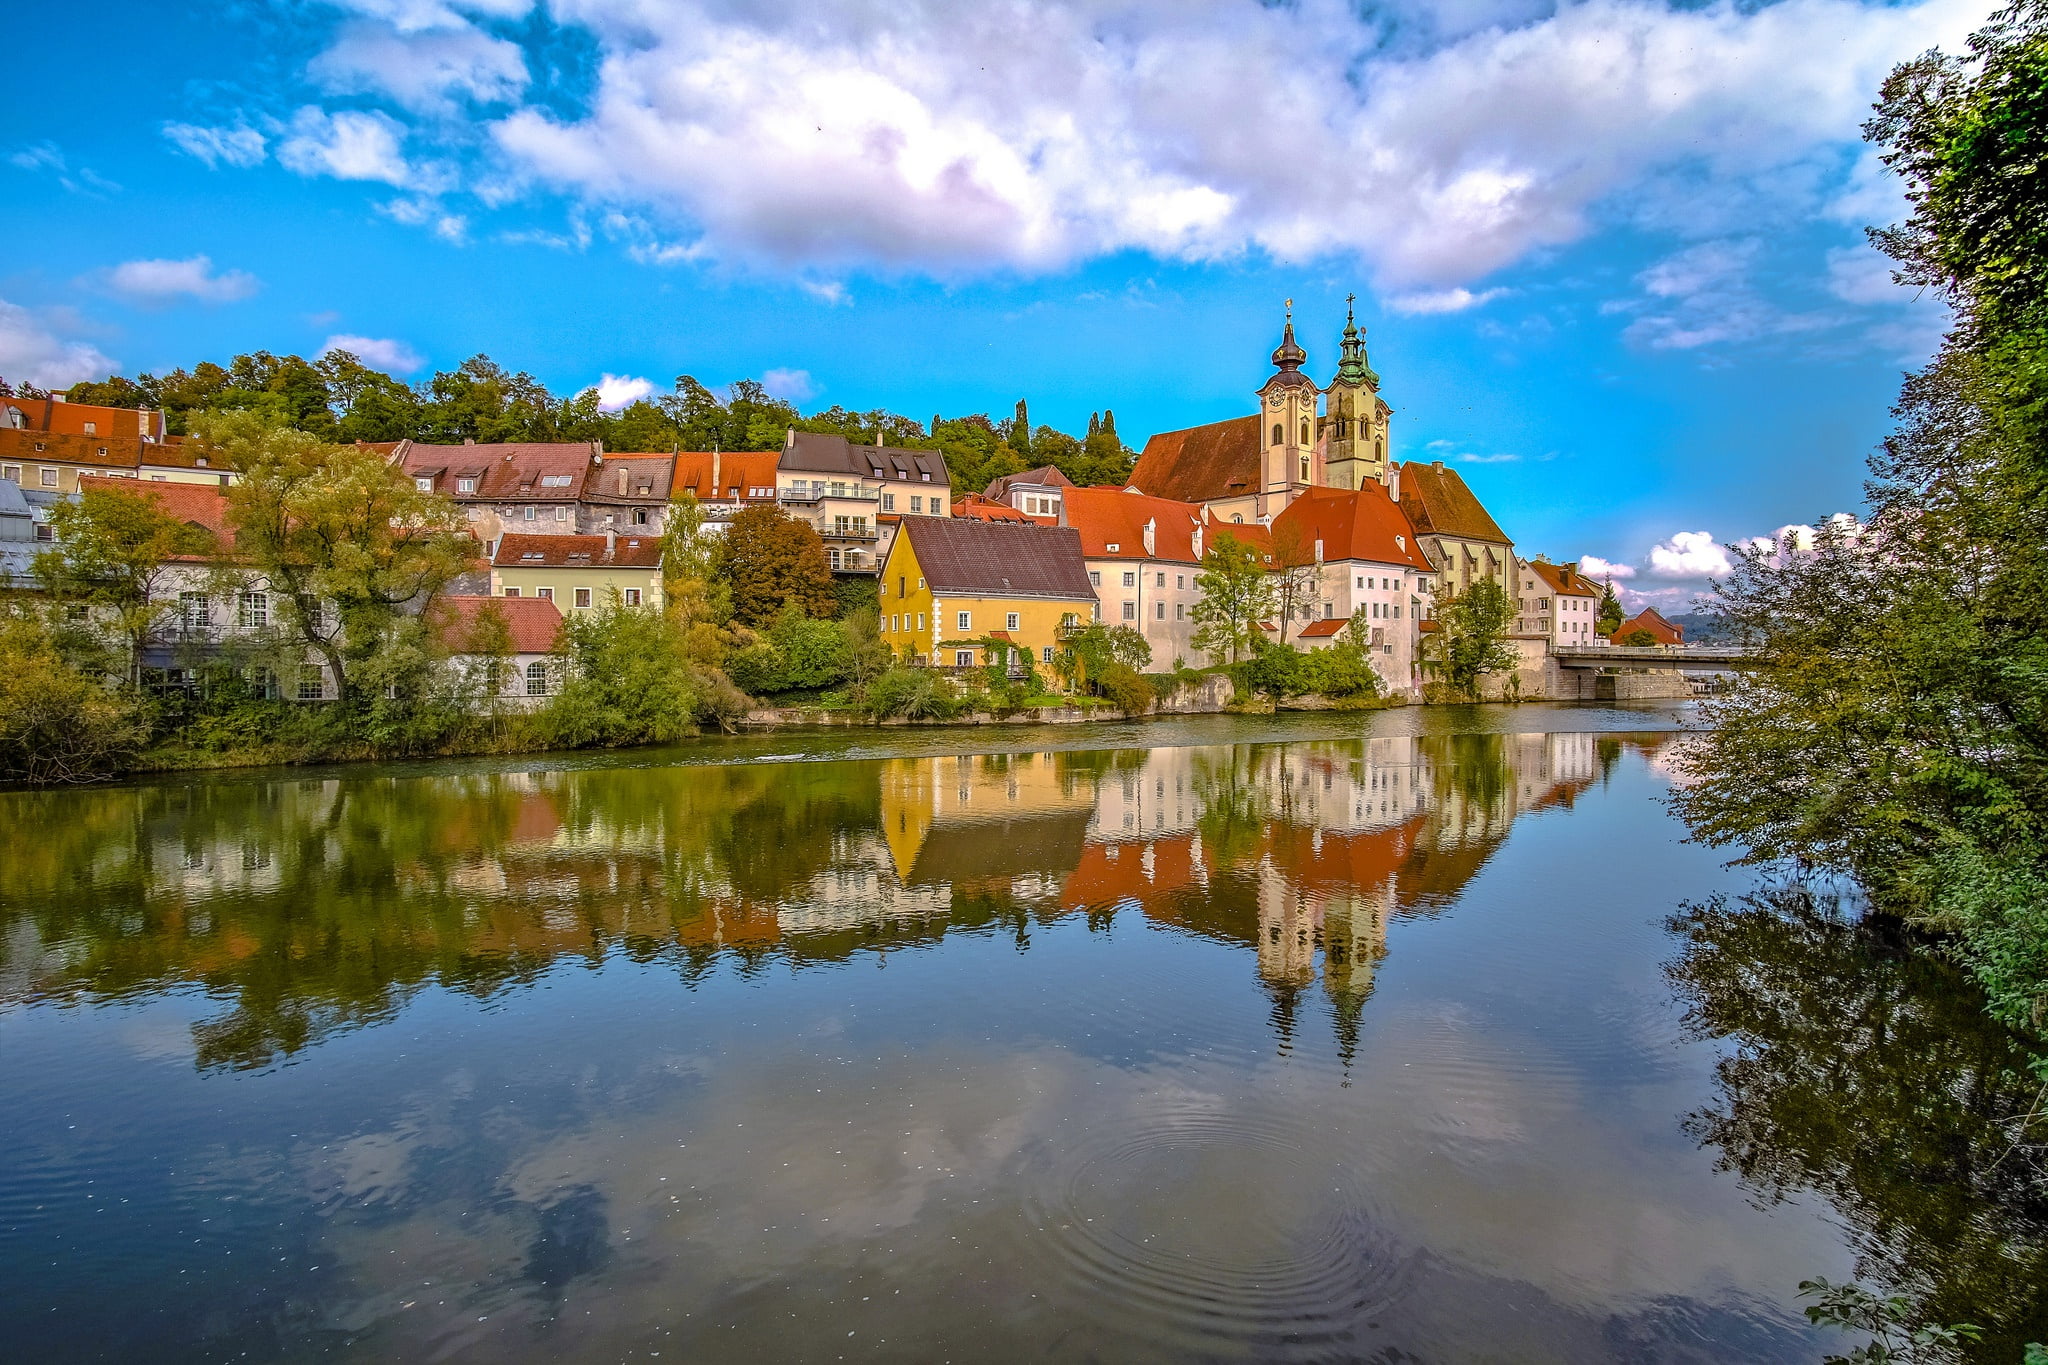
1129;301;1517;602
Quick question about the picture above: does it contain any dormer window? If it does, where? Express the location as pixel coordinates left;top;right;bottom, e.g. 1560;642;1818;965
920;472;930;482
457;477;477;493
521;551;544;561
1106;542;1120;553
415;477;432;492
83;422;97;435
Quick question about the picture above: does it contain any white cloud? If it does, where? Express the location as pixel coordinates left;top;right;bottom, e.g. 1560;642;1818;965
761;368;818;402
466;0;1976;285
162;121;267;168
310;20;529;113
1578;554;1635;580
104;255;260;305
1825;244;1911;306
1387;286;1507;315
278;107;417;187
321;334;426;372
325;0;534;35
1648;530;1735;578
10;142;64;172
799;281;851;307
595;373;656;410
0;297;117;390
1457;451;1519;463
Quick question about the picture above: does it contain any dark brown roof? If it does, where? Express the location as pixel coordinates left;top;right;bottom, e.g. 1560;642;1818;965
983;465;1074;499
400;441;597;501
897;517;1095;599
0;427;143;470
1398;461;1512;545
493;532;662;569
783;431;950;485
1129;415;1261;503
583;453;675;504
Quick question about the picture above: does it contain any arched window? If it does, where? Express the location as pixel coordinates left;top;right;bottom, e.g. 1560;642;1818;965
525;661;548;696
1299;419;1311;446
1376;437;1384;461
1271;423;1283;447
1232;513;1244;523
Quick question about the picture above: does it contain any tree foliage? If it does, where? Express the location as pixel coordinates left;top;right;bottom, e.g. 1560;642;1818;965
0;612;146;782
1419;578;1517;701
1190;532;1276;665
717;504;836;627
35;483;217;684
1596;578;1625;636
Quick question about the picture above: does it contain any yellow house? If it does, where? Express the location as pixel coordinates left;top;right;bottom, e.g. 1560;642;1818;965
877;516;1098;669
490;530;664;610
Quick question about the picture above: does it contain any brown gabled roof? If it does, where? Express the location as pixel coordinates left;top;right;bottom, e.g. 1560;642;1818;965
76;474;233;555
1271;483;1433;573
3;396;165;441
1612;607;1683;645
983;465;1074;500
783;431;950;486
430;594;563;655
583;452;675;504
492;532;662;569
952;492;1036;522
400;442;597;501
897;517;1095;599
1398;461;1512;545
1130;415;1262;504
1206;518;1278;566
1527;560;1599;598
0;426;144;470
1297;617;1347;638
672;450;781;501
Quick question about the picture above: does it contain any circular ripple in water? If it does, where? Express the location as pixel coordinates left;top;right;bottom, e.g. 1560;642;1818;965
1019;1097;1409;1358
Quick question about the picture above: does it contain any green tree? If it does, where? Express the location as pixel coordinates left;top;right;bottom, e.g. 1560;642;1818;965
541;595;745;744
1618;627;1658;647
1269;521;1322;643
0;612;146;782
1596;577;1625;636
717;503;835;627
1299;613;1385;699
1190;532;1276;665
207;412;475;714
35;483;218;686
1420;578;1517;701
1008;398;1032;458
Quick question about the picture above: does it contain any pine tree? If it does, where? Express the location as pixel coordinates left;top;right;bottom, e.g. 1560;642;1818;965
1596;578;1624;636
1087;412;1100;439
1009;399;1032;457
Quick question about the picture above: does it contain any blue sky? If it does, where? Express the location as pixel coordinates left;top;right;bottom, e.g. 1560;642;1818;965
0;0;1972;607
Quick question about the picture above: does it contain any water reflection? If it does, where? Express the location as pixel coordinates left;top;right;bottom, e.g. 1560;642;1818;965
1;731;1657;1073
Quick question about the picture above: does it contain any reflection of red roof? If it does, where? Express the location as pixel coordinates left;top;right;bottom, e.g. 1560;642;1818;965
1062;834;1205;912
493;532;662;568
1131;415;1262;503
431;594;564;654
76;474;232;552
1272;483;1432;572
1062;486;1205;563
1266;815;1425;894
1297;618;1346;638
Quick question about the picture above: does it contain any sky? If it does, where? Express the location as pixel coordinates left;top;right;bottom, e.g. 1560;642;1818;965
0;0;1975;610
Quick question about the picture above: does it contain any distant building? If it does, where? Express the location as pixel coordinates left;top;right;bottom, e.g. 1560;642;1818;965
1517;558;1603;647
490;530;663;611
430;595;565;706
950;492;1035;522
397;440;599;550
672;450;781;530
776;430;951;576
1611;606;1684;646
877;516;1096;669
1270;484;1435;692
1;394;168;443
983;465;1073;520
578;453;675;536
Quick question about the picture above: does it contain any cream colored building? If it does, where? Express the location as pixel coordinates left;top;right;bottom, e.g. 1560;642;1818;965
490;530;664;610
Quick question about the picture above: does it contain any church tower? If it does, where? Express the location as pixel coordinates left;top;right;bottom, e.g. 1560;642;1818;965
1323;295;1390;491
1257;303;1320;520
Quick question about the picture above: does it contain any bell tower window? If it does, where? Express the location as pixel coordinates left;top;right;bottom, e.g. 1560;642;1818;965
1299;418;1310;446
1271;423;1283;446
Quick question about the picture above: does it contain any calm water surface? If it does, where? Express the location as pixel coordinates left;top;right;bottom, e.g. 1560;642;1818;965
4;704;2045;1363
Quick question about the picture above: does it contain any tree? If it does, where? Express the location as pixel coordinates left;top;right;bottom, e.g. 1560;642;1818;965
206;411;476;713
1269;521;1322;643
0;612;146;782
1420;578;1517;701
1190;532;1276;665
717;503;836;627
541;595;745;743
1008;399;1032;457
1618;627;1658;647
1596;577;1625;636
1299;613;1385;699
35;484;218;686
661;491;732;627
1054;620;1150;691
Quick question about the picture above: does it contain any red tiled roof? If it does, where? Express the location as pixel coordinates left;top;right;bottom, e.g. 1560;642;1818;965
493;532;662;569
1061;486;1206;563
400;441;597;501
1271;483;1432;573
952;492;1035;522
1207;519;1277;566
3;396;164;440
1130;415;1262;503
1527;560;1599;597
0;427;144;470
431;594;563;654
1397;461;1512;545
672;450;782;501
76;474;233;553
895;517;1095;599
1612;607;1683;645
1297;618;1347;638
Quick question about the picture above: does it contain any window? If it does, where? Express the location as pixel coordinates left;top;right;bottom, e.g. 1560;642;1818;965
457;477;477;493
1122;602;1136;621
921;472;931;482
956;611;970;631
40;467;58;487
1300;456;1310;481
522;506;536;521
557;506;571;522
634;509;650;526
917;613;925;630
911;496;924;514
574;587;591;608
1393;605;1401;619
890;614;899;633
305;602;325;632
955;650;973;667
298;667;324;701
1088;570;1101;587
525;661;549;697
536;587;554;601
1175;603;1185;620
1155;601;1166;620
623;589;642;606
827;548;841;570
415;477;433;492
0;464;15;481
1271;422;1283;445
1042;646;1054;663
1300;419;1310;446
503;586;521;597
239;591;268;629
1006;612;1020;631
82;421;96;436
179;592;210;629
1323;602;1334;618
882;493;895;512
1176;575;1185;590
1121;571;1136;588
34;522;53;542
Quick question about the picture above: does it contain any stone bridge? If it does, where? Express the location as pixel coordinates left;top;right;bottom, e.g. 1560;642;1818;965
1553;645;1757;673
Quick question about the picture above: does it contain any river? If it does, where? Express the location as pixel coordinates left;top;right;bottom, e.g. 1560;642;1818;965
3;703;2044;1362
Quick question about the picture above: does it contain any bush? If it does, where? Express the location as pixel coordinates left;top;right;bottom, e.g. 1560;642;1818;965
1299;636;1385;699
1097;662;1155;716
863;666;960;720
540;602;705;746
0;614;146;783
1241;639;1305;696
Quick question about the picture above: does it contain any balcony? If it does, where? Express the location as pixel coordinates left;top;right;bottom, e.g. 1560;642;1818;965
780;486;880;504
823;526;880;542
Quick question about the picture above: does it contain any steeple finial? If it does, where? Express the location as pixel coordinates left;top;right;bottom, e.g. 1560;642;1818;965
1334;292;1377;387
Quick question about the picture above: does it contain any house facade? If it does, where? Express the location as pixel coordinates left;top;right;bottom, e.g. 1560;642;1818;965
983;465;1073;520
672;450;781;533
776;431;951;576
578;453;675;536
1518;559;1604;648
1059;486;1210;667
431;594;565;707
1270;483;1436;693
1396;460;1515;601
397;440;598;550
877;517;1096;669
490;531;664;610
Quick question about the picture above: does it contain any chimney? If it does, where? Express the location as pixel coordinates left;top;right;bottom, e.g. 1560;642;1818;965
875;431;883;447
1313;537;1324;564
711;447;721;497
606;527;617;557
1386;464;1400;503
1142;518;1156;557
1431;459;1443;471
785;427;795;449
